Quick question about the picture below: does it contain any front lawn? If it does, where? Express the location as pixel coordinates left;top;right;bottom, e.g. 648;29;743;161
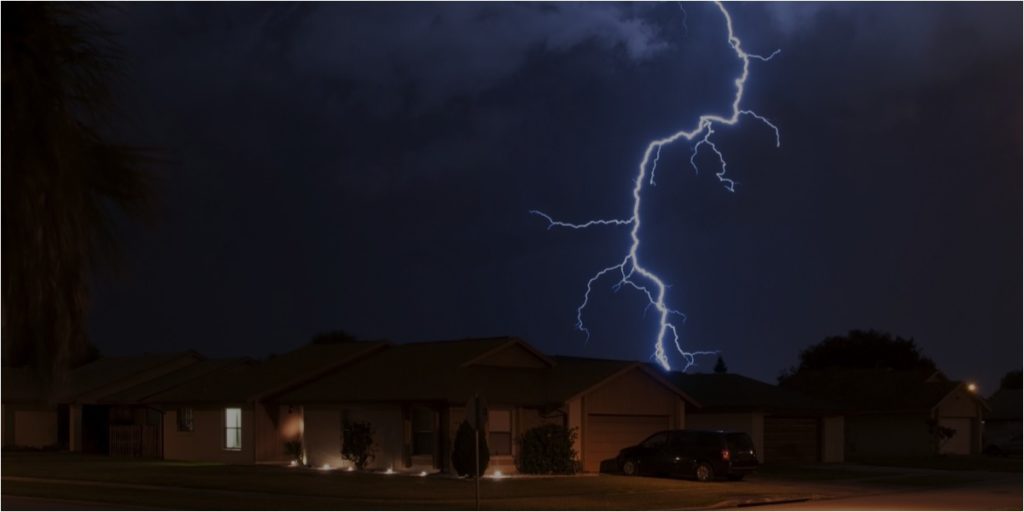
1;452;811;510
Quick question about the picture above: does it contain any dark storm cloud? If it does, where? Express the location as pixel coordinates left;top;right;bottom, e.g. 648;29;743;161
91;3;1020;390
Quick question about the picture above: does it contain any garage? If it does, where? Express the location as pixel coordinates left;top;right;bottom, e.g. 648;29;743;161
584;414;669;472
764;416;820;464
937;418;972;455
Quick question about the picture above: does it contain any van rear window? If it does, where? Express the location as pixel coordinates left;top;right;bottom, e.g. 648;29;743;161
726;433;754;451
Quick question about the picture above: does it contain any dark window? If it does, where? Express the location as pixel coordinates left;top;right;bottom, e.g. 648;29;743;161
488;409;513;455
726;433;754;452
641;432;668;448
412;408;436;456
177;408;194;432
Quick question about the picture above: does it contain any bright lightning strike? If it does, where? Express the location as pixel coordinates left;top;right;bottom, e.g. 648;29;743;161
531;2;780;372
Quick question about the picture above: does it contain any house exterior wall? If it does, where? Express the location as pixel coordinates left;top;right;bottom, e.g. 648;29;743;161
846;413;933;459
821;415;844;463
347;405;404;471
585;369;679;416
686;412;764;462
579;368;685;472
935;387;983;454
253;403;303;463
568;398;583;461
163;405;254;463
303;407;343;468
302;405;405;471
1;405;58;448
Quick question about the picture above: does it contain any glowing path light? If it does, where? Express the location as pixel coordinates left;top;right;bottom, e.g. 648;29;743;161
530;2;780;371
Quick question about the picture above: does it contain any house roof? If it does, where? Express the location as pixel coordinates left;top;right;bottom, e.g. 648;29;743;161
98;359;246;404
2;367;45;403
143;341;388;404
276;337;549;405
986;389;1022;421
277;340;697;407
58;352;202;403
780;368;970;414
669;372;839;414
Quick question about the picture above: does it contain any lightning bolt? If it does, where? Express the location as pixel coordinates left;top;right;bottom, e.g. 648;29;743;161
531;2;780;372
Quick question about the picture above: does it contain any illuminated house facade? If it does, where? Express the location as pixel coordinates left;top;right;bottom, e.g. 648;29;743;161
275;337;696;474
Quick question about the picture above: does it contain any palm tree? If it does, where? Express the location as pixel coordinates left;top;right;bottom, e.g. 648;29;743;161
2;3;152;393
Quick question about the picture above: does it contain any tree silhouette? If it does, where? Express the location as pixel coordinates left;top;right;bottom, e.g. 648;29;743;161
2;4;152;390
778;329;937;384
999;371;1022;390
713;355;728;374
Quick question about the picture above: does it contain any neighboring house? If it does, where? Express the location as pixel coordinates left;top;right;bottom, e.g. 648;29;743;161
671;372;845;464
983;388;1022;455
1;367;57;449
141;341;388;464
782;369;988;458
58;352;203;454
275;338;698;474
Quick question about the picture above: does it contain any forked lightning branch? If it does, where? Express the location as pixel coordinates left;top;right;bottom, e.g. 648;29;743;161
531;1;780;372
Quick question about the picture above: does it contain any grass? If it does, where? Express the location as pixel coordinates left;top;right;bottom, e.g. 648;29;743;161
1;452;810;510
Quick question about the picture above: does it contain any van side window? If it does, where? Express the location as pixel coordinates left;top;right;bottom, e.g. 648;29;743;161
641;432;668;448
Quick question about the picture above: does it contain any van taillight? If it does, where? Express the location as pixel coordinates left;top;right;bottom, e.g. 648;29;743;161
721;449;730;461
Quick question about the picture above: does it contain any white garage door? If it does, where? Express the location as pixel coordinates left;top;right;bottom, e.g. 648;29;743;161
938;418;972;455
584;414;670;472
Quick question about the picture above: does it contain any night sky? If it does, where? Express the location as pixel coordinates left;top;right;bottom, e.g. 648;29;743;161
90;3;1021;390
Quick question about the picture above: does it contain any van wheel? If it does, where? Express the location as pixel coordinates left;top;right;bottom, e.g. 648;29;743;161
622;459;640;476
695;462;715;482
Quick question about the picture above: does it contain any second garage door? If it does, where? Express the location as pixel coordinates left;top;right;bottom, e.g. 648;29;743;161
764;416;819;464
584;414;670;472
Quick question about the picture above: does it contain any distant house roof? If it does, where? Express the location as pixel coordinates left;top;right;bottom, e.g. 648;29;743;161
780;368;977;414
144;341;388;404
276;339;697;407
987;389;1022;421
669;372;839;415
59;352;202;403
2;367;45;404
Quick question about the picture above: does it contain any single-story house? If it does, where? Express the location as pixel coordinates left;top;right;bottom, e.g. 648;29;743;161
273;338;698;474
140;341;389;464
782;369;988;458
983;388;1022;455
58;352;203;454
671;372;845;464
2;367;57;449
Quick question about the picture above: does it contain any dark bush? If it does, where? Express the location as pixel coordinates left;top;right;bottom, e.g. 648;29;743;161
341;419;376;470
284;440;302;462
452;420;489;477
516;424;578;474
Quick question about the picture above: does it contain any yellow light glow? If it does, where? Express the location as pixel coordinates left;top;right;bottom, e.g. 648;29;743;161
384;467;395;475
320;464;331;471
346;466;354;472
967;382;978;393
419;471;428;477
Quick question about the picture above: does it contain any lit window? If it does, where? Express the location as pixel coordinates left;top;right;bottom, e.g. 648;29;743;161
412;408;435;456
225;408;242;450
488;409;512;456
177;408;194;432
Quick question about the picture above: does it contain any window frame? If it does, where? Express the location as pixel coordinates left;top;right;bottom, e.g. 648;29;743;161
487;408;513;456
411;407;436;456
176;407;194;432
224;407;243;451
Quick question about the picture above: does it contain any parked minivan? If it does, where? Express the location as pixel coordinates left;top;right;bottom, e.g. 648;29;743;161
616;430;758;481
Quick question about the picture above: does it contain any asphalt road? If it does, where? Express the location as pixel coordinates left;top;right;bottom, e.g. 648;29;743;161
757;478;1022;510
